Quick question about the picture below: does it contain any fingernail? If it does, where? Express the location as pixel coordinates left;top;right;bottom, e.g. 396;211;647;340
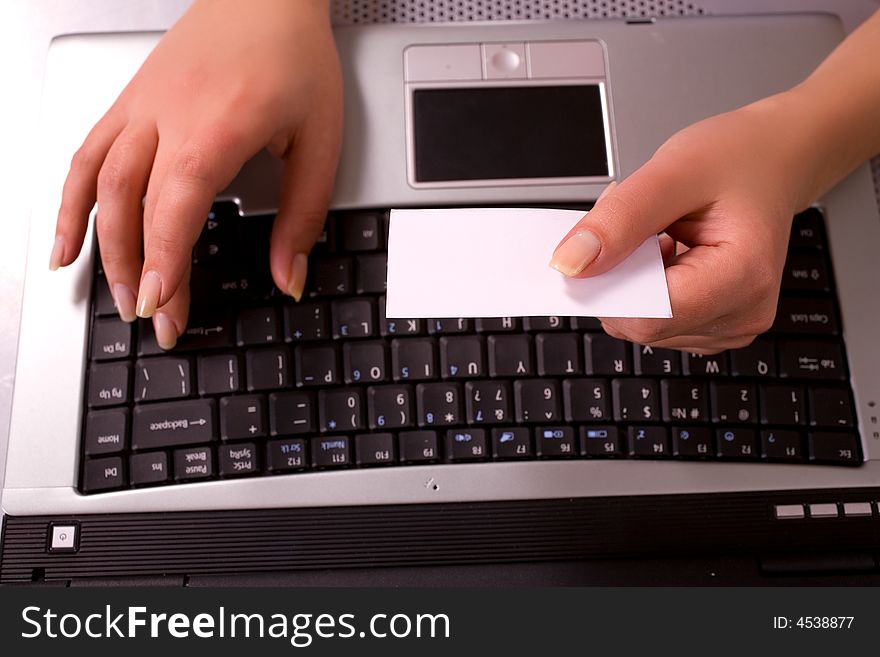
48;235;65;271
549;230;602;277
153;312;179;350
597;180;618;203
136;270;162;318
112;283;137;323
287;253;308;302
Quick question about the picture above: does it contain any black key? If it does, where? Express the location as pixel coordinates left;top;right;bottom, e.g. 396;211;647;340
219;394;266;440
428;318;472;334
761;429;804;461
269;391;315;435
267;438;308;472
571;317;603;331
313;213;336;253
524;316;566;331
311;257;353;296
585;334;631;375
514;379;562;423
88;362;130;407
246;347;290;391
627;426;668;457
536;426;577;457
130;452;169;486
729;338;776;378
612;379;659;422
391;338;436;381
779;341;846;380
465;380;512;425
633;345;681;376
319;388;364;432
197;353;241;396
190;266;274;304
492;427;533;459
716;427;758;459
356;253;387;293
367;385;414;430
218;442;259;477
237;307;280;345
295;344;339;386
808;431;859;464
445;429;488;461
311;436;351;468
140;310;233;354
379;297;422;336
563;379;611;422
332;298;376;338
782;253;830;292
790;208;825;249
760;384;806;425
173;446;214;480
193;207;231;267
488;334;534;377
661;380;709;423
809;387;855;428
93;274;117;316
682;352;728;377
134;357;191;402
710;383;757;424
340;211;382;251
84;408;128;455
284;302;329;342
132;399;215;450
475;317;520;332
580;426;621;457
83;457;125;491
355;433;396;466
399;430;440;463
772;296;839;335
671;427;714;458
416;382;463;427
90;318;132;360
536;333;582;376
343;341;388;383
440;335;485;378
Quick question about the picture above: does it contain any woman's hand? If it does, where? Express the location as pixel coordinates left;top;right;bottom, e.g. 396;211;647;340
550;91;818;354
50;0;342;349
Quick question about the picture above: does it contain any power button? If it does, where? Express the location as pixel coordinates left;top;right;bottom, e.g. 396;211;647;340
48;522;79;553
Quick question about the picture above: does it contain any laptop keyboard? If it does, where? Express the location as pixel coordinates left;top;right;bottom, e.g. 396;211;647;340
79;203;861;493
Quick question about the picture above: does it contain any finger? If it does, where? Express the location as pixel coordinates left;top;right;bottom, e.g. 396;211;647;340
94;124;158;321
152;263;191;350
602;320;752;355
137;125;262;317
599;245;744;344
658;232;677;264
549;155;710;278
269;119;342;301
52;112;125;269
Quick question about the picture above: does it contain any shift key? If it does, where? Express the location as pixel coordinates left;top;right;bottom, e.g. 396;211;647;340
132;399;216;450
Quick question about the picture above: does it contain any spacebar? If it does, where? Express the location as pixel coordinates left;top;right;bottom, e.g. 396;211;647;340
132;400;216;450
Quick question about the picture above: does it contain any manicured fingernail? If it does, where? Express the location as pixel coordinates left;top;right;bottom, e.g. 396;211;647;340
136;270;162;318
287;253;308;302
153;312;178;350
549;230;602;277
112;283;137;323
597;180;618;202
49;235;65;271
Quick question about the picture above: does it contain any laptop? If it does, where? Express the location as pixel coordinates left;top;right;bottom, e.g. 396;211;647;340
3;14;880;585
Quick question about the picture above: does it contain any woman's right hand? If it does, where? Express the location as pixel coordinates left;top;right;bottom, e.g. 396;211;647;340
50;0;343;349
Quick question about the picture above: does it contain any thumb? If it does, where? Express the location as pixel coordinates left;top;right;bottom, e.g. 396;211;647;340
549;159;706;278
269;125;341;301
